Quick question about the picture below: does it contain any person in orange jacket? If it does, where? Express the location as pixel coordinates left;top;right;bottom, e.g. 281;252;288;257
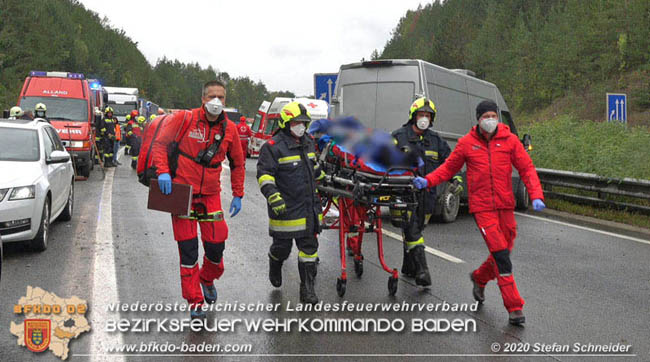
113;121;122;166
413;100;545;326
151;80;246;319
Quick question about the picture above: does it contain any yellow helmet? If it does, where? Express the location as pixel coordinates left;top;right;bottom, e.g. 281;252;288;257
409;97;436;122
10;106;24;117
125;114;131;121
35;103;47;112
279;102;311;129
137;116;145;123
150;114;156;121
104;106;114;114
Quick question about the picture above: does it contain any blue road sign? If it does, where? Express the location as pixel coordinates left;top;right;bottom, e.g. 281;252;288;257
607;93;627;123
314;73;338;104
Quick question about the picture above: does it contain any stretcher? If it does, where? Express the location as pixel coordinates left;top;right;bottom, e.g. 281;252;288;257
316;141;421;296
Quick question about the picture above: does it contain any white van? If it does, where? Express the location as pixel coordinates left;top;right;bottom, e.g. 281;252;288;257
331;59;531;220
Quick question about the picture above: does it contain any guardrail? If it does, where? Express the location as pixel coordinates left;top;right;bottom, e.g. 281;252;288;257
536;168;650;215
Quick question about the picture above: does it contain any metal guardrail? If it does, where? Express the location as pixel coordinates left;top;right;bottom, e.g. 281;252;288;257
536;168;650;215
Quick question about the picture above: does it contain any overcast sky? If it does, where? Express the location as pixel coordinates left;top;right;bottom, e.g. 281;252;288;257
79;0;425;96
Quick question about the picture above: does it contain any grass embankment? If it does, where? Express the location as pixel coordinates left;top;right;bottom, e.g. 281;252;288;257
519;116;650;229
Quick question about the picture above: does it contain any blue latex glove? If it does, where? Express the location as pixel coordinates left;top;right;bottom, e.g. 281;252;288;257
417;157;425;169
532;199;546;211
413;176;428;190
229;196;242;217
158;173;172;195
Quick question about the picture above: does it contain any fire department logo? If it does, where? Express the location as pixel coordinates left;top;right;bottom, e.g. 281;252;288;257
24;319;51;353
283;109;295;118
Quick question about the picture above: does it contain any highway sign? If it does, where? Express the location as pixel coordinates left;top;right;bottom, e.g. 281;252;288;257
314;73;338;104
607;93;627;123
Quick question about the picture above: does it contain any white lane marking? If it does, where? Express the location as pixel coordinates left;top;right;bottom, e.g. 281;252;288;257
515;212;650;246
90;167;125;362
380;228;465;264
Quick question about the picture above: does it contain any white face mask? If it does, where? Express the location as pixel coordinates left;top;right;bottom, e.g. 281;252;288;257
204;98;223;116
290;123;306;138
416;116;430;130
479;117;498;133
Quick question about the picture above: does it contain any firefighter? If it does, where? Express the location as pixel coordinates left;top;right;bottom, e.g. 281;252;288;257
124;111;138;155
34;103;47;119
94;108;104;164
390;97;461;287
257;101;325;305
128;115;146;169
100;107;118;167
151;80;245;319
237;116;252;158
414;100;545;325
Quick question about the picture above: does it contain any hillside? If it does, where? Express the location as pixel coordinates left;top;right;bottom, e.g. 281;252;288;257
0;0;291;116
376;0;650;122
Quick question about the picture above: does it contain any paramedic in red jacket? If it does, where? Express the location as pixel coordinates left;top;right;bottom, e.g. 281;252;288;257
237;116;252;157
151;80;246;319
413;100;545;326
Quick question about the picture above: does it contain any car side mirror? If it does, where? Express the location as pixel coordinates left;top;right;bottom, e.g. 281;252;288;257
47;150;71;164
2;109;9;118
522;134;532;151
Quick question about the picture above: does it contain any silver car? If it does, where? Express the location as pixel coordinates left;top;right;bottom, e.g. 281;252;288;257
0;118;74;251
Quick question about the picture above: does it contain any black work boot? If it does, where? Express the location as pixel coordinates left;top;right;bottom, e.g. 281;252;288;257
508;310;525;326
469;272;485;303
298;261;318;304
268;254;283;288
411;246;432;287
401;244;416;277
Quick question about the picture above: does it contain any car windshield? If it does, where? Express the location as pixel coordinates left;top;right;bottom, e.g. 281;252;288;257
0;127;40;161
108;103;138;116
20;96;88;122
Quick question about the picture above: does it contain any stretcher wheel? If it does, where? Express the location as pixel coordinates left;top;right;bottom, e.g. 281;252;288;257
354;259;363;278
336;278;347;297
388;277;398;296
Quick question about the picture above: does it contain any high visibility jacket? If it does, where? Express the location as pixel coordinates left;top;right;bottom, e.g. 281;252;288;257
151;107;245;197
257;130;324;239
425;124;544;213
114;124;121;141
392;124;451;215
100;117;117;137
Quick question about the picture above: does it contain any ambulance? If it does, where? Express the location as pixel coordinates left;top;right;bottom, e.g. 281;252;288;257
248;98;328;157
18;71;96;177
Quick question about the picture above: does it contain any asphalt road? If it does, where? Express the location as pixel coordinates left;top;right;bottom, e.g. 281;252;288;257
1;153;648;361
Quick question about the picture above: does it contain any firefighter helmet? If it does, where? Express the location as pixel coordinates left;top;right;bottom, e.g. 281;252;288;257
278;102;311;129
9;106;24;118
34;103;47;118
408;97;436;122
104;106;114;114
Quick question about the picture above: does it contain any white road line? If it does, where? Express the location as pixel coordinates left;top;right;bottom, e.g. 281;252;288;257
380;228;465;264
515;212;650;246
90;167;125;362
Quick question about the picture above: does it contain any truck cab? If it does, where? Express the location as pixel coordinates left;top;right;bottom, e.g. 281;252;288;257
103;86;139;124
18;71;95;177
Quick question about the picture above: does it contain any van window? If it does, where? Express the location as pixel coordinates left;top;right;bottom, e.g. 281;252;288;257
264;118;277;135
20;96;89;122
429;83;472;137
252;113;262;132
501;111;517;135
341;83;377;128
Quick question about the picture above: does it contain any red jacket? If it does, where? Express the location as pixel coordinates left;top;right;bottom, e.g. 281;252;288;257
425;124;544;213
152;107;245;197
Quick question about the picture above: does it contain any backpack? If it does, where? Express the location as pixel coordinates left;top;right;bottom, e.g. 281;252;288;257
137;112;191;186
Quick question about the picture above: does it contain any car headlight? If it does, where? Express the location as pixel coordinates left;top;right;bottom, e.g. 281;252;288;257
9;186;35;200
0;188;8;201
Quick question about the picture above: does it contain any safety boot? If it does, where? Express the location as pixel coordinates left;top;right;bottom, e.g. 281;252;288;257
200;281;217;304
508;310;525;326
411;246;431;287
401;244;416;278
269;253;283;287
469;272;485;303
298;261;318;304
190;306;206;320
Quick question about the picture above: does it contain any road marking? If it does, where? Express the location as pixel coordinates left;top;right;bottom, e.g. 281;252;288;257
515;212;650;246
90;167;125;362
380;228;465;264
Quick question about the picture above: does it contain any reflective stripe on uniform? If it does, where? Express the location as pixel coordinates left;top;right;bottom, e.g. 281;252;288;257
425;150;439;159
269;217;307;232
258;174;276;187
298;250;318;262
278;155;301;164
178;210;224;222
406;237;424;250
307;152;316;160
315;170;326;181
